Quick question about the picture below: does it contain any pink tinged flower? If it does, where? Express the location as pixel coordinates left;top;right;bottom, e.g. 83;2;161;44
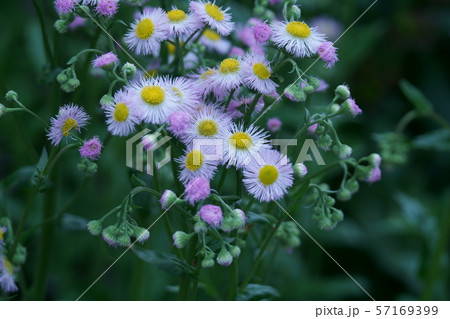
92;52;118;70
198;204;223;227
269;0;282;4
172;231;193;249
69;16;86;30
315;79;329;92
54;0;76;15
267;117;282;132
229;46;245;57
308;123;318;136
237;27;257;47
141;134;155;151
168;111;191;137
96;0;119;17
160;190;179;210
294;163;308;178
216;246;233;266
47;104;90;146
79;136;102;160
185;177;211;205
317;41;339;68
253;22;272;43
342;98;362;117
366;166;381;183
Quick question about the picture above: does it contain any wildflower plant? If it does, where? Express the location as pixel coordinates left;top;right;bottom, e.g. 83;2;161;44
0;0;385;300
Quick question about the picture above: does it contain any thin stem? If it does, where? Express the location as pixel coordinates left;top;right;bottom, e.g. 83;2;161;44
244;93;263;126
175;36;185;75
395;110;418;134
224;88;236;113
32;0;55;67
217;168;229;193
427;112;450;131
239;216;283;291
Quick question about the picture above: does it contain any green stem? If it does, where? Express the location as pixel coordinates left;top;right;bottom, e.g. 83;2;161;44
244;197;256;212
175;36;185;75
224;88;236;113
427;112;450;131
178;236;197;300
239;216;283;291
32;0;55;67
217;168;229;193
395;110;418;134
189;259;202;300
244;93;263;126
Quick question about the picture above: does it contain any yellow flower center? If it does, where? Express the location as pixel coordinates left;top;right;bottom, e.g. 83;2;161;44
286;21;311;38
185;150;204;171
5;259;13;273
113;102;129;122
167;9;187;22
197;119;218;136
0;229;3;240
205;3;224;21
253;63;271;79
62;118;78;137
201;69;215;80
203;29;221;41
258;165;279;186
168;43;176;55
135;18;155;40
141;85;165;105
229;132;252;150
219;58;240;74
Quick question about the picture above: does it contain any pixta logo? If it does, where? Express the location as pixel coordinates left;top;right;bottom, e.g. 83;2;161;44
126;129;172;176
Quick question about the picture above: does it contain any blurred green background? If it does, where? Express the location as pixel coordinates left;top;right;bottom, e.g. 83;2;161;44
0;0;449;300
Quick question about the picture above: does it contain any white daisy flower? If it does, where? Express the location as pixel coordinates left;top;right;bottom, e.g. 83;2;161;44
223;123;270;168
189;67;217;98
166;7;201;37
124;8;170;56
208;57;243;94
128;77;178;124
183;104;232;145
271;20;325;58
243;149;294;202
189;1;234;36
165;76;201;113
242;53;278;95
177;148;218;184
104;89;141;136
199;29;232;55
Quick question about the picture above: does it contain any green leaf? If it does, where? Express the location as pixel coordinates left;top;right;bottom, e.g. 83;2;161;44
400;79;433;114
0;166;34;190
412;129;450;151
236;284;280;301
60;213;89;231
132;246;197;279
31;147;48;188
246;211;270;224
130;174;146;188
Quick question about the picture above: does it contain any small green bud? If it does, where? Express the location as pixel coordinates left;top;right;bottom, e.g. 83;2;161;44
77;162;86;171
318;217;334;231
67;78;80;90
285;5;301;21
172;231;194;249
345;178;359;193
230;209;246;229
56;72;68;84
100;94;114;107
12;244;27;265
253;5;265;17
293;163;308;178
317;134;333;150
293;90;307;102
308;77;321;89
5;90;18;102
303;84;315;94
330;103;341;114
216;246;233;266
54;19;68;34
220;215;234;233
160;190;180;210
368;153;382;167
331;209;344;223
335;85;351;100
116;232;131;246
324;195;335;207
87;220;103;236
102;225;119;247
194;218;208;233
337;187;352;201
86;162;98;176
201;257;215;268
332;143;352;159
229;245;241;258
122;62;137;78
315;124;326;135
133;227;150;243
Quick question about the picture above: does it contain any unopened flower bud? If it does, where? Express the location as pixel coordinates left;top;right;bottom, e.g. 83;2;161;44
253;5;265;17
308;77;321;89
102;225;119;247
116;232;131;246
134;227;150;243
87;219;103;236
337;187;352;201
330;103;341;114
324;195;335;207
194;218;208;233
335;85;350;100
331;209;344;223
345;178;359;193
229;245;241;258
216;246;233;266
368;153;382;167
86;162;98;176
317;134;333;150
293;163;308;178
172;231;194;249
160;190;180;210
12;244;27;265
341;98;362;117
303;84;315;94
220;215;234;233
122;62;137;78
5;90;18;102
230;209;246;229
201;257;215;268
56;72;68;84
285;5;301;20
76;5;91;17
100;94;114;107
54;19;68;33
332;144;352;159
0;104;6;118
